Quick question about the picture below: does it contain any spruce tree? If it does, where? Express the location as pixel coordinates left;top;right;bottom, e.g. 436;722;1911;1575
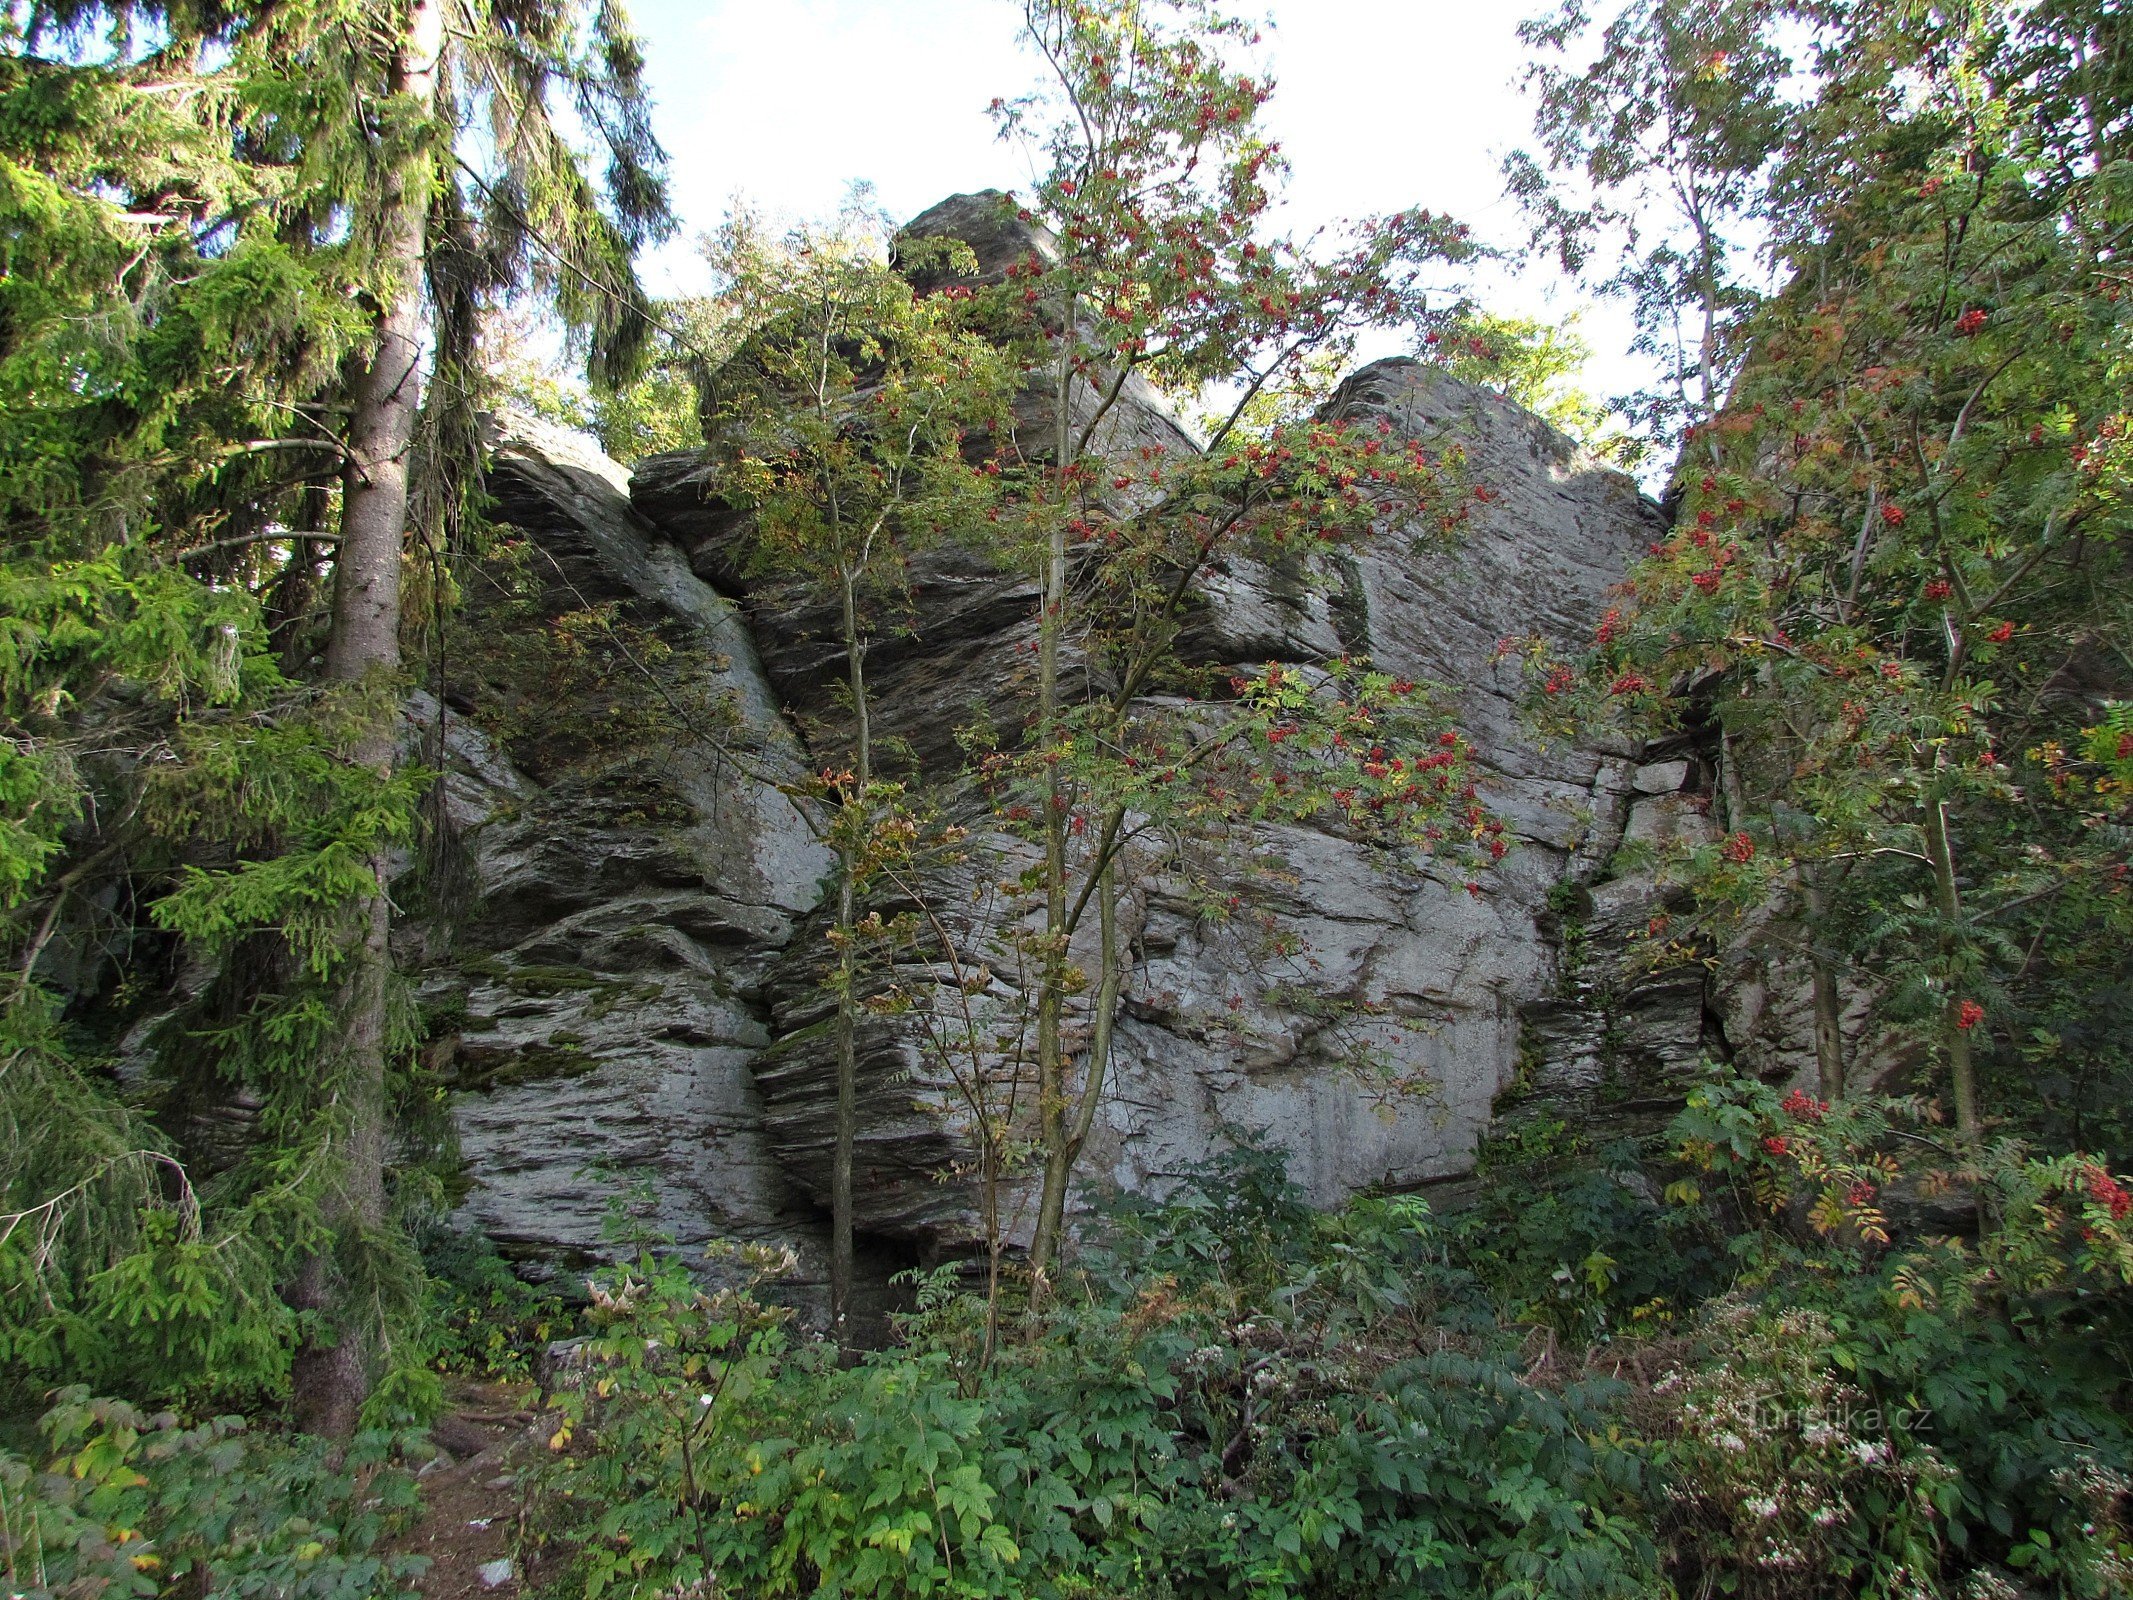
2;4;367;1402
274;0;669;1434
1;0;668;1425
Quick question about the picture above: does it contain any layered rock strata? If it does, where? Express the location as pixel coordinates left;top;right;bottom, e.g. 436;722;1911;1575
429;198;1810;1275
421;411;843;1290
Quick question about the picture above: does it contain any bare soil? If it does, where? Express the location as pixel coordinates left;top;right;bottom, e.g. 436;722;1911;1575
393;1380;546;1600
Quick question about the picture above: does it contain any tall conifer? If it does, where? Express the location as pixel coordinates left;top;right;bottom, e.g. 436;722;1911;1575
1;0;668;1424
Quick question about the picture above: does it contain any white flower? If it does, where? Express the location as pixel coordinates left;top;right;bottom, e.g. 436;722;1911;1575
1745;1494;1780;1519
699;1393;716;1407
1851;1439;1888;1464
1717;1432;1747;1453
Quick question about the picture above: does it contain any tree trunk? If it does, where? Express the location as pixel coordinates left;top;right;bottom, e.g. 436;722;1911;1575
980;1143;1003;1367
291;0;443;1439
1922;796;1980;1139
830;861;857;1339
828;568;870;1341
1033;859;1122;1259
1717;725;1748;835
1027;294;1076;1287
1799;865;1847;1102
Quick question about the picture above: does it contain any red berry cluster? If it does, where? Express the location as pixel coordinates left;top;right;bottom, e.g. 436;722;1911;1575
2084;1164;2133;1220
1781;1088;1828;1122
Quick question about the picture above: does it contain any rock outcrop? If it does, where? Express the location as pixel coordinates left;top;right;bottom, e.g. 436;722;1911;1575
428;198;1811;1282
1090;360;1698;1215
422;411;848;1294
629;192;1200;777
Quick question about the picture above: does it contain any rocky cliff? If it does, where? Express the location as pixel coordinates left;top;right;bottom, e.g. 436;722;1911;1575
424;198;1810;1290
417;414;847;1290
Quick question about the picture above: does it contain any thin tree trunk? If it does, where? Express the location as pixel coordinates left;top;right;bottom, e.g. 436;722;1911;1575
1033;859;1122;1257
1799;864;1846;1102
1687;197;1724;472
830;865;857;1339
292;0;443;1439
1069;861;1122;1160
1717;726;1748;835
981;1161;1002;1367
1921;796;1979;1139
828;567;870;1341
1028;293;1076;1287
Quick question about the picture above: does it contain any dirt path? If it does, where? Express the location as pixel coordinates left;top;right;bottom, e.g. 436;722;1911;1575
396;1380;545;1600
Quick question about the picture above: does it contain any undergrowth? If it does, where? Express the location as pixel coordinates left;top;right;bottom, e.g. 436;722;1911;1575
8;1083;2128;1600
513;1083;2133;1600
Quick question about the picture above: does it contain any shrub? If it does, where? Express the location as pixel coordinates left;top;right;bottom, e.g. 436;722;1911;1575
417;1224;566;1382
529;1155;1662;1600
1664;1075;2133;1594
1641;1300;1950;1599
514;1115;2133;1600
0;1389;424;1600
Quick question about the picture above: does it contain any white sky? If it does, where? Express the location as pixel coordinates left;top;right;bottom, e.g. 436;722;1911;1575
622;0;1651;406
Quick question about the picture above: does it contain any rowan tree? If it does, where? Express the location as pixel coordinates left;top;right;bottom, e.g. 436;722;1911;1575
1524;0;2133;1143
1508;0;1797;462
975;0;1493;1279
693;211;1013;1335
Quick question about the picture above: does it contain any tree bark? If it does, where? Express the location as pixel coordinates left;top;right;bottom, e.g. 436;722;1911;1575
1922;796;1980;1139
1027;293;1076;1287
829;879;857;1339
828;567;870;1341
1033;859;1122;1258
291;0;443;1439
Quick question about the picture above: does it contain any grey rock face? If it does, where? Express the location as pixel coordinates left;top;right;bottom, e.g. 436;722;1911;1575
427;411;838;1292
671;340;1705;1248
629;190;1197;781
627;450;1049;777
435;210;1820;1278
1096;362;1699;1209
